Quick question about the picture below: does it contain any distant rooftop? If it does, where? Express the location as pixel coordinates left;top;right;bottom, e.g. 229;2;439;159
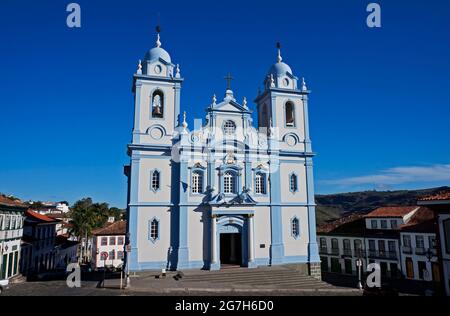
364;206;418;218
419;190;450;202
92;220;126;236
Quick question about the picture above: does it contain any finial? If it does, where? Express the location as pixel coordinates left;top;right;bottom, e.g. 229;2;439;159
302;77;308;91
243;97;248;108
212;94;217;106
276;42;282;63
137;59;142;74
155;25;162;47
175;64;181;78
182;111;188;129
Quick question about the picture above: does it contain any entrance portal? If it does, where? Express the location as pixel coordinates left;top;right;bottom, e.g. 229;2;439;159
220;233;242;266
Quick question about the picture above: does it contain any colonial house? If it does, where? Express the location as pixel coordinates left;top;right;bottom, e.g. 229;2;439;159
418;191;450;296
20;210;60;276
318;206;438;283
91;221;126;270
0;195;27;281
399;207;439;282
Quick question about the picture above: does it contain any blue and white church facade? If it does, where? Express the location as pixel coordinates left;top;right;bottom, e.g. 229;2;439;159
125;30;321;278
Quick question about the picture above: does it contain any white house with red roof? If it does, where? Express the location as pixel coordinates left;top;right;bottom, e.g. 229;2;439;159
91;221;126;270
0;195;27;282
20;210;61;276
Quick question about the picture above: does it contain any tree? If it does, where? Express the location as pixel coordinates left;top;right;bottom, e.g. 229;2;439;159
69;198;123;263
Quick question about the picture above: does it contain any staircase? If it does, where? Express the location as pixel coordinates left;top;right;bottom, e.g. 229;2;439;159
180;266;334;290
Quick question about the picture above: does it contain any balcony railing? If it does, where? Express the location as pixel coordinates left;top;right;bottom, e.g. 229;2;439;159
343;249;352;257
354;249;366;258
330;248;340;256
319;247;328;254
402;246;412;254
368;250;398;260
415;247;426;255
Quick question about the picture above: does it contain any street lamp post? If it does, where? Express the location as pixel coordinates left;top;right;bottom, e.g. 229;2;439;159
356;258;363;290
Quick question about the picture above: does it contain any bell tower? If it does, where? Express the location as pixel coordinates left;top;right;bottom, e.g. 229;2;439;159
131;26;183;146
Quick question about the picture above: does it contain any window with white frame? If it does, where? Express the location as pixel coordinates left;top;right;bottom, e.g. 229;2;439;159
223;120;236;136
118;236;124;245
151;170;161;191
149;218;159;241
109;250;115;260
223;171;236;194
5;215;10;229
381;220;387;229
101;237;108;246
109;237;116;245
192;171;203;194
291;217;300;238
118;251;124;259
371;220;378;229
416;235;425;249
390;220;398;229
289;174;298;192
255;172;266;194
0;215;3;229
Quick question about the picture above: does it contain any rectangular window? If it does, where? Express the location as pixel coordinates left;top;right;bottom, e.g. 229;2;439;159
380;220;387;229
191;171;203;194
109;237;116;246
255;173;266;194
118;237;124;245
390;220;398;229
388;240;396;252
371;220;378;229
223;172;235;194
101;237;108;246
403;235;411;247
109;250;115;260
416;235;425;249
418;261;427;280
118;251;124;260
369;240;376;250
378;240;386;252
320;238;327;250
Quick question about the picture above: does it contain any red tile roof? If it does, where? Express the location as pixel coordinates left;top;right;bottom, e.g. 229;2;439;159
92;221;126;236
365;206;418;218
317;213;366;235
419;191;450;201
25;210;61;223
0;195;27;208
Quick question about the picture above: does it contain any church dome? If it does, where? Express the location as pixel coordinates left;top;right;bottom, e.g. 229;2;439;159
268;62;292;77
144;30;172;64
145;46;171;63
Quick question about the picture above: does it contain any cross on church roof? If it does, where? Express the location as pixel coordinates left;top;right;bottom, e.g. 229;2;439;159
224;73;234;90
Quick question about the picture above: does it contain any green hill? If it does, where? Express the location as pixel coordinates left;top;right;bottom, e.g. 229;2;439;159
315;186;450;225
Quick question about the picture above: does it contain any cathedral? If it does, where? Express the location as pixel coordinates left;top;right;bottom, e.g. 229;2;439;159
125;29;321;278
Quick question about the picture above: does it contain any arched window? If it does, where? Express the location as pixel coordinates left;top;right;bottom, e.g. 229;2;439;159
223;171;236;194
285;101;295;127
151;90;164;118
191;171;203;194
149;218;159;242
291;217;300;238
223;120;236;136
255;172;266;194
151;170;161;192
289;173;298;192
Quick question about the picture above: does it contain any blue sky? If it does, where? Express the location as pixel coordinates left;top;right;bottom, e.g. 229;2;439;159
1;0;449;207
